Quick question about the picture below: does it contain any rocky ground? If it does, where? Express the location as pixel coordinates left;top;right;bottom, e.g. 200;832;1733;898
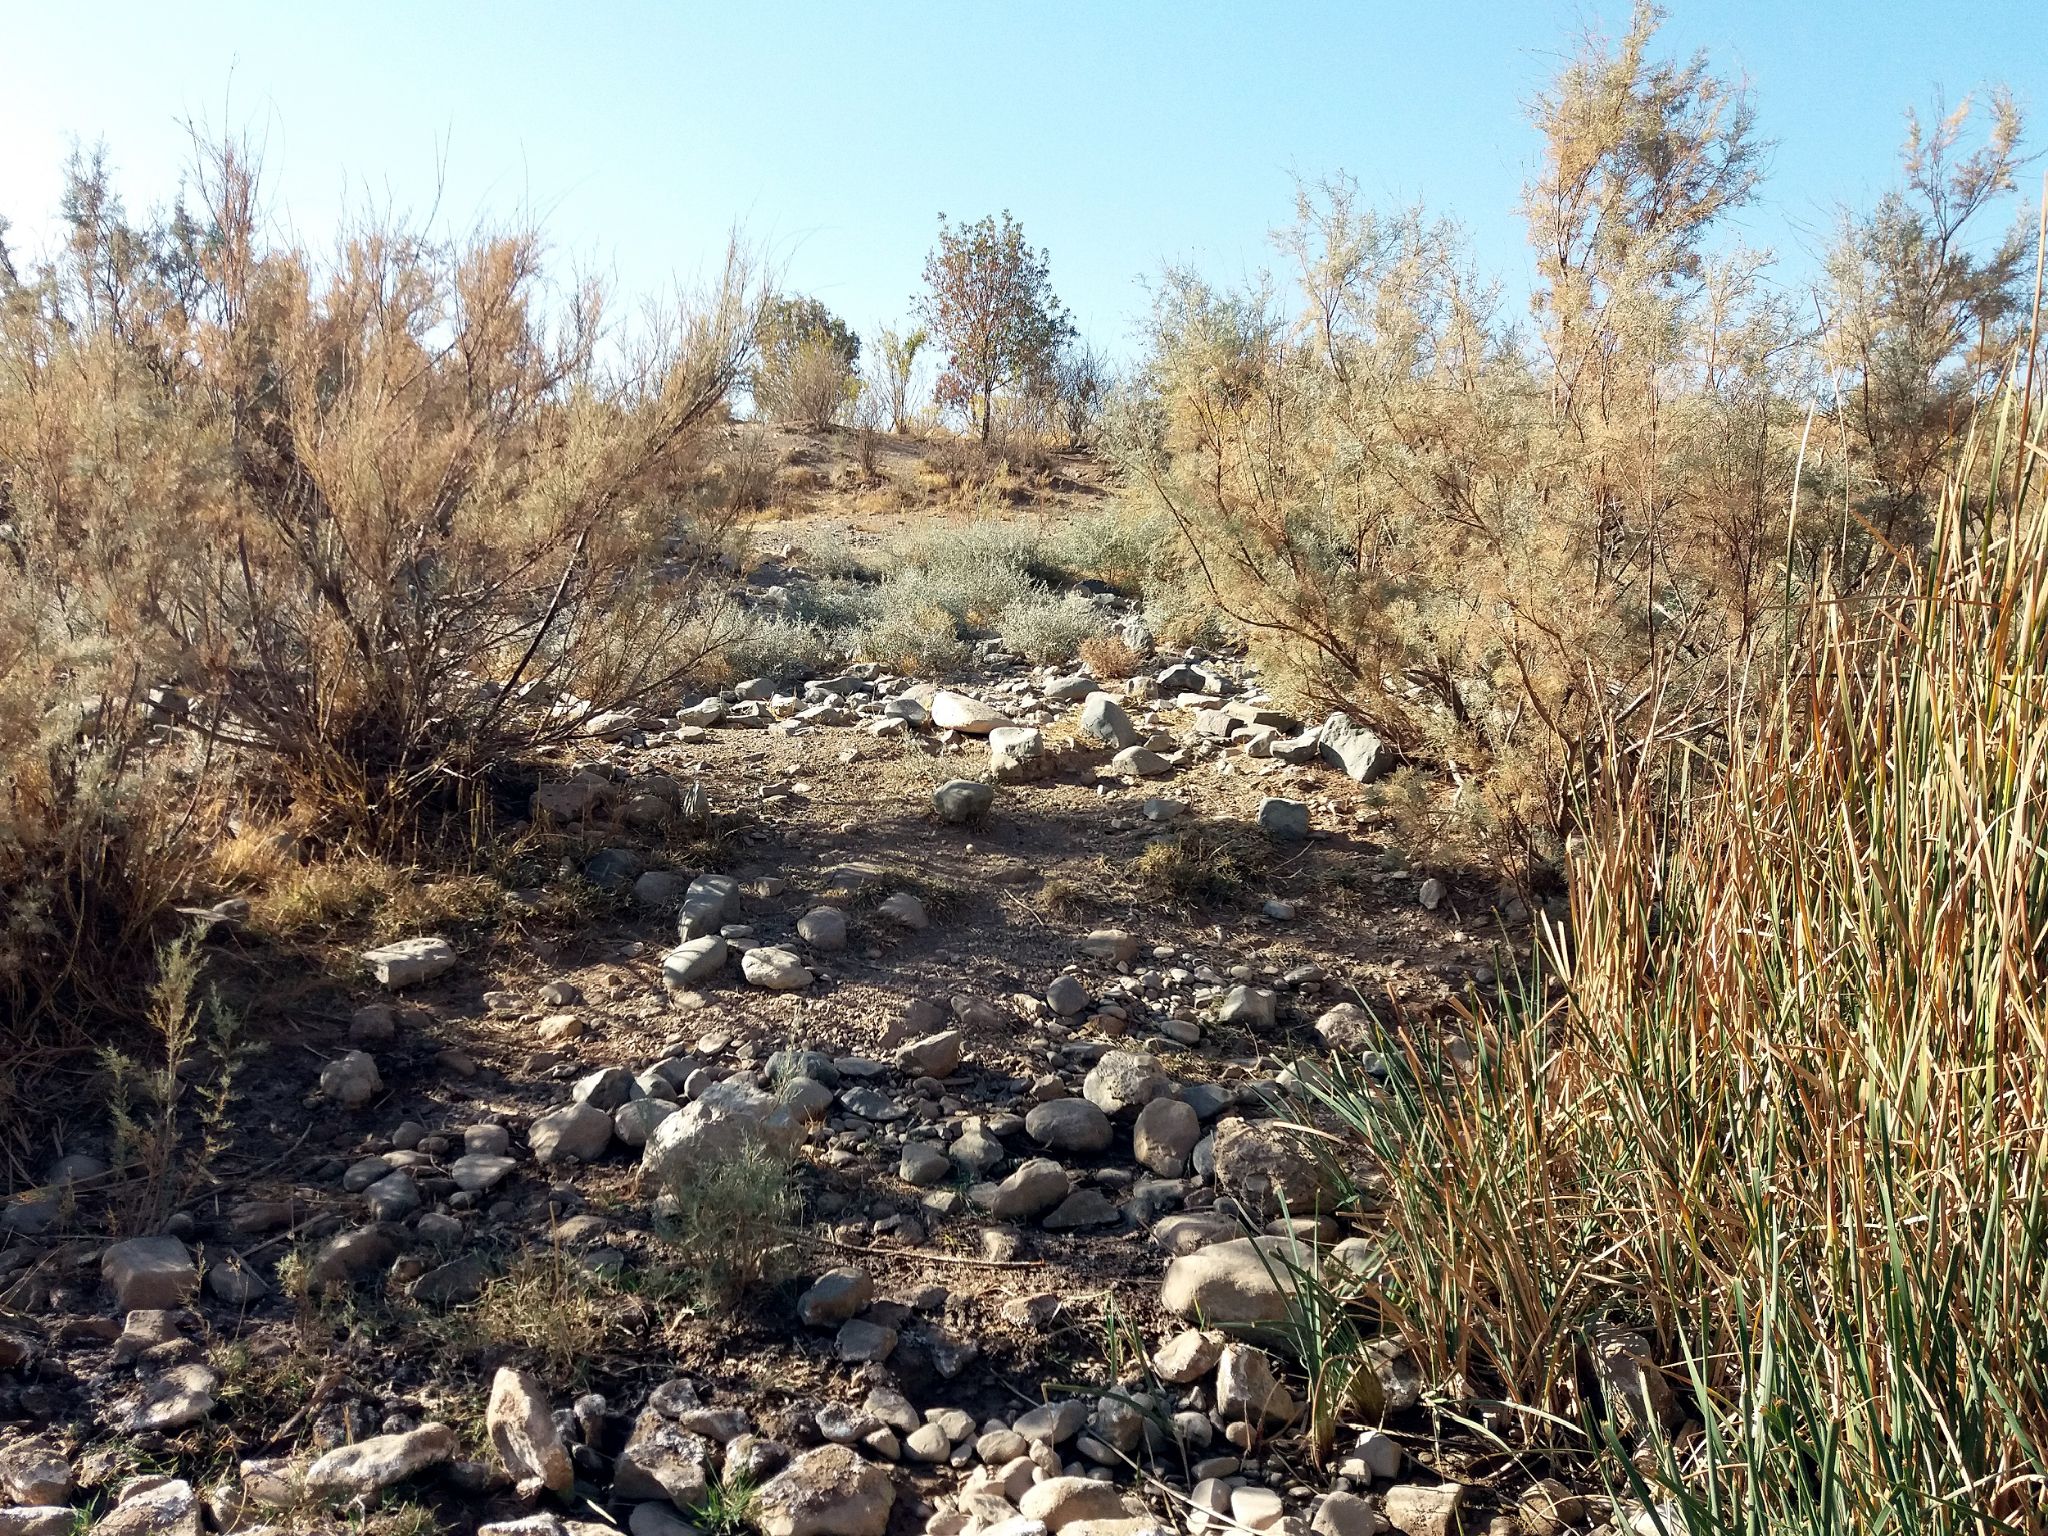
0;630;1582;1536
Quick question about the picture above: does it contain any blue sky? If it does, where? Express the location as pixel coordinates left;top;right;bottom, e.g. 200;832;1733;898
2;2;2041;359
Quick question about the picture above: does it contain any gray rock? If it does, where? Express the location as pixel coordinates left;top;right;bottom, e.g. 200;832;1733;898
613;1098;680;1148
798;1267;874;1327
1150;1328;1224;1384
989;726;1049;782
571;1066;638;1111
641;1083;801;1183
1211;1118;1337;1215
1024;1098;1111;1154
450;1152;517;1193
488;1367;573;1497
304;1422;455;1498
1018;1477;1130;1530
529;1102;615;1165
1133;1098;1200;1177
663;935;730;987
1159;1236;1299;1323
1256;797;1310;840
742;946;814;991
799;908;849;951
1318;713;1393;783
1216;1342;1295;1424
756;1444;894;1536
933;780;995;824
835;1319;898;1362
899;1144;950;1186
1382;1484;1465;1536
1042;1188;1120;1228
1076;693;1137;750
1044;975;1090;1016
988;1158;1071;1220
101;1235;198;1310
614;1413;714;1505
896;1030;963;1077
1077;929;1139;964
1312;1492;1389;1536
678;875;739;939
361;1171;420;1222
1218;985;1277;1028
1082;1051;1170;1115
361;936;457;988
930;692;1012;735
320;1050;383;1109
875;892;929;930
1111;746;1172;777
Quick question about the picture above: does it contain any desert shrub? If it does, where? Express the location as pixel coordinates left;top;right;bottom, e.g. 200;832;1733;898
656;1144;798;1312
751;296;859;430
1077;632;1145;679
708;612;843;685
1119;16;2028;873
1044;507;1175;594
0;139;758;847
855;591;972;677
998;591;1108;664
713;429;779;512
1283;418;2048;1531
1127;823;1268;908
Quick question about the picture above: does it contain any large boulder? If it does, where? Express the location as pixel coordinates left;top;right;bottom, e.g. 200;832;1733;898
487;1368;573;1497
930;692;1012;735
1159;1236;1299;1324
1318;713;1393;783
756;1444;894;1536
641;1083;800;1184
1210;1118;1339;1215
1076;693;1137;750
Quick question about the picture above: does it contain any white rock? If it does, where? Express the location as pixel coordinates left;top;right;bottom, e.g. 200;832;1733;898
360;936;456;988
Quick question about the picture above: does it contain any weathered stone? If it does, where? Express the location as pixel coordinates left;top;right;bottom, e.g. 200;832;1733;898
799;908;849;951
662;935;730;987
1211;1118;1338;1215
1018;1478;1131;1532
488;1367;574;1497
933;780;996;824
1381;1484;1465;1536
756;1444;894;1536
305;1422;455;1498
988;1159;1071;1220
361;936;456;988
529;1101;614;1165
1311;1492;1389;1536
1077;929;1139;964
931;692;1013;735
641;1082;801;1183
614;1413;713;1505
320;1049;383;1109
797;1267;874;1327
989;726;1049;782
1216;1343;1295;1425
1044;975;1090;1016
743;946;814;991
1133;1097;1199;1177
1318;713;1393;783
0;1442;71;1506
1082;1051;1169;1115
1076;693;1137;751
896;1030;963;1077
1024;1093;1110;1151
1150;1328;1224;1384
1159;1236;1298;1323
101;1235;199;1310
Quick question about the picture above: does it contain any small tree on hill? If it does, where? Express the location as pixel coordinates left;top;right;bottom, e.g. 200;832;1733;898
874;324;928;433
918;212;1073;440
753;295;860;429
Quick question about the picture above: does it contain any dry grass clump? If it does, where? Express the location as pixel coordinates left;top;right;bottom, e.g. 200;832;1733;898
1285;415;2048;1533
1127;823;1269;909
1077;633;1145;679
655;1144;800;1313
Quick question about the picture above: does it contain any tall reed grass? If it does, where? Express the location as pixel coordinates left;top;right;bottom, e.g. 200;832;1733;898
1290;401;2048;1533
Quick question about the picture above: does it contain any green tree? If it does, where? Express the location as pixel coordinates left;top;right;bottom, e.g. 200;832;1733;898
917;212;1073;440
752;296;859;429
873;323;928;433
